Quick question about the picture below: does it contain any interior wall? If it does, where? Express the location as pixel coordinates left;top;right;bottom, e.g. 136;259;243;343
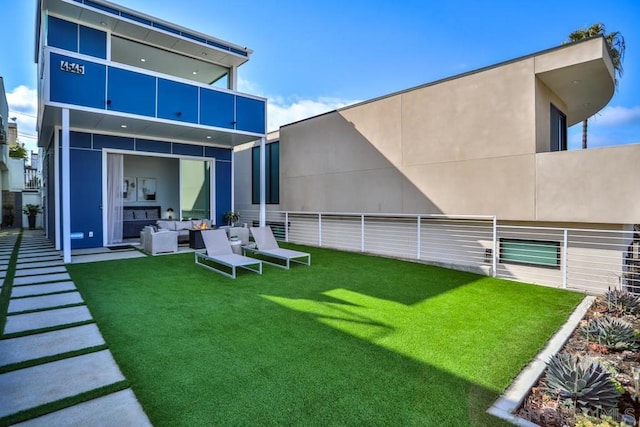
124;155;179;218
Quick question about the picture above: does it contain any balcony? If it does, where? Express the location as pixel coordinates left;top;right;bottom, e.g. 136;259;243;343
39;48;266;147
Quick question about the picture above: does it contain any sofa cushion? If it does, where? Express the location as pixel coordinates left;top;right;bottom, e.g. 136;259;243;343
175;221;192;231
156;220;176;231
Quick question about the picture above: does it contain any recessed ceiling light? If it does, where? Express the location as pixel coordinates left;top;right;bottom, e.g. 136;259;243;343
140;58;146;62
121;124;128;128
192;71;198;75
100;21;107;26
572;79;581;84
206;136;212;139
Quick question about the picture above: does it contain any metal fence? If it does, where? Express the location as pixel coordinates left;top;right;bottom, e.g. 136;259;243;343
24;168;41;190
240;210;639;295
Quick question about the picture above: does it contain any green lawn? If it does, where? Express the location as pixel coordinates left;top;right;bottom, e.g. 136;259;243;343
68;245;584;426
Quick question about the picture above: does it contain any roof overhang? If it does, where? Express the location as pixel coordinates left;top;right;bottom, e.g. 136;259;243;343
535;37;615;126
39;105;263;149
36;0;252;69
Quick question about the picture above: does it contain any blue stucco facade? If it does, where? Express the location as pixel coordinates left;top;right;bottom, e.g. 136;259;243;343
37;0;265;251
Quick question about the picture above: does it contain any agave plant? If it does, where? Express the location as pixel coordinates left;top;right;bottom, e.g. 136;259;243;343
545;353;619;411
581;316;639;351
605;288;640;315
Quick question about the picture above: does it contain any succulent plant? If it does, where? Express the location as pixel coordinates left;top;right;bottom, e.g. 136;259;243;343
581;316;639;351
605;288;640;315
545;353;619;411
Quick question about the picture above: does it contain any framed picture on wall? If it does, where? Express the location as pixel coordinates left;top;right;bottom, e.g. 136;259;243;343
137;177;157;201
123;177;137;202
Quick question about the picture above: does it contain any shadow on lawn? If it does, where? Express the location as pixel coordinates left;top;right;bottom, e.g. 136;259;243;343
68;247;577;426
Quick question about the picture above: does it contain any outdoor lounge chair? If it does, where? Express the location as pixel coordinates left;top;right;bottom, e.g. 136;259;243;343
195;229;262;279
248;226;311;269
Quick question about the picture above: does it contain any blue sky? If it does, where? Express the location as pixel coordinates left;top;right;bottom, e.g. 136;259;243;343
1;0;639;154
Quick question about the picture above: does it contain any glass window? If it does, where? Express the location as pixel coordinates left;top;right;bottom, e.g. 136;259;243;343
252;142;279;205
500;239;560;268
180;159;211;219
550;104;567;152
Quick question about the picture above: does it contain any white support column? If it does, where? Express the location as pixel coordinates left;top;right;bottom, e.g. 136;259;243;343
562;229;569;289
62;109;71;264
492;216;498;278
229;66;238;91
230;150;235;212
259;137;266;227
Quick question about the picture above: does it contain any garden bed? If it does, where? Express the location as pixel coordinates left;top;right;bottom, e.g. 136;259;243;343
517;291;640;426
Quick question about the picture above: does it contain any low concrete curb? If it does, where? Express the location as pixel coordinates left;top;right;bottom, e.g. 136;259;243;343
487;295;596;425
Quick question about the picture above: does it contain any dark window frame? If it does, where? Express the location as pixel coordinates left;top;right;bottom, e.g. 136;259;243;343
499;238;561;269
251;141;279;205
550;103;567;152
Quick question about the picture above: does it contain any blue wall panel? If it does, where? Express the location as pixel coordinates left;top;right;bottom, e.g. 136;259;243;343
157;79;198;123
48;16;77;52
50;53;106;109
136;139;171;154
70;131;92;148
236;97;266;134
205;146;232;161
173;143;203;157
200;89;234;129
93;134;134;150
215;160;232;226
79;25;107;59
108;68;156;116
69;149;103;248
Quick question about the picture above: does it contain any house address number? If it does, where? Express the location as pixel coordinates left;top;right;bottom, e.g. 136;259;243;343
60;60;85;75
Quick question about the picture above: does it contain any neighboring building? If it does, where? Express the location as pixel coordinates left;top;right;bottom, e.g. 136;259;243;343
36;0;267;261
0;76;9;221
235;36;640;293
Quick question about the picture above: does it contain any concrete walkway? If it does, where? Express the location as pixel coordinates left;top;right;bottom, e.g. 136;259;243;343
0;229;152;426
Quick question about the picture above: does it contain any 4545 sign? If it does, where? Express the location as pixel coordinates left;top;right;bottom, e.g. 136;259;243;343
60;60;85;75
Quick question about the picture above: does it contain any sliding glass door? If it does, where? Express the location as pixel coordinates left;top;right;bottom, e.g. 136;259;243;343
180;159;212;220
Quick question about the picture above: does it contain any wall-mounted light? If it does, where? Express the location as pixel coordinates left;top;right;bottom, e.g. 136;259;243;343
166;208;174;219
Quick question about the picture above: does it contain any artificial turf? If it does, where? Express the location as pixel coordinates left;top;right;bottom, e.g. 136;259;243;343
68;245;584;426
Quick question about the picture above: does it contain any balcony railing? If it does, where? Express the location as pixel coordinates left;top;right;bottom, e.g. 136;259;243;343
46;48;266;135
24;168;41;190
241;210;639;295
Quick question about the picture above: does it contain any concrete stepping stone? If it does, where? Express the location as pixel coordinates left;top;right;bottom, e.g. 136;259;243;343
13;273;71;286
16;260;64;269
11;282;77;298
0;324;105;367
8;292;83;313
17;255;63;264
14;266;68;277
4;306;93;334
0;350;126;418
18;251;61;258
0;271;5;280
11;388;151;427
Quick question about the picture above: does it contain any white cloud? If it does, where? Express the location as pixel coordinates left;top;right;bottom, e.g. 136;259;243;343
238;77;360;132
267;97;359;131
6;85;38;152
591;105;640;127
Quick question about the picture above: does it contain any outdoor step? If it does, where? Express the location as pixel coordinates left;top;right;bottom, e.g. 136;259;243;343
14;266;68;277
8;292;84;313
0;324;105;367
11;388;151;427
0;350;126;419
16;260;64;269
71;251;146;264
11;282;77;298
13;273;72;286
4;306;93;334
